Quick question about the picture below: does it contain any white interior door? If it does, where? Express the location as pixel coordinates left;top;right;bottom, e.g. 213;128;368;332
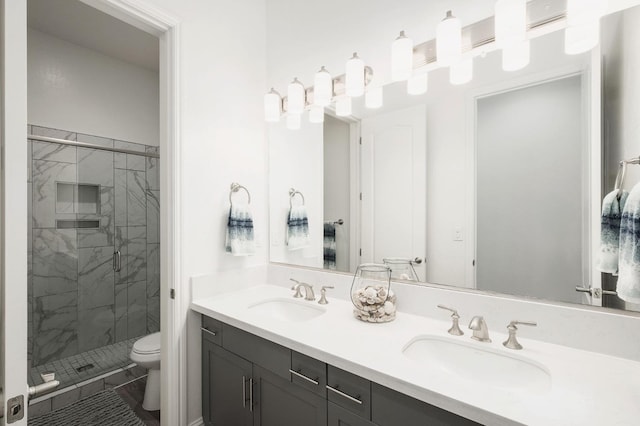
1;0;29;424
360;105;427;280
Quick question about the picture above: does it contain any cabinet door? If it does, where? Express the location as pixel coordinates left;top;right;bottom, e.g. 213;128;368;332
252;365;327;426
328;401;378;426
202;339;253;426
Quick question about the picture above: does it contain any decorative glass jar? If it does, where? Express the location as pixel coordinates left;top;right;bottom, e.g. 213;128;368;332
382;258;419;281
350;263;397;323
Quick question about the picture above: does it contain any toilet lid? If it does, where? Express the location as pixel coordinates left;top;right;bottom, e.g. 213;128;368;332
132;332;161;354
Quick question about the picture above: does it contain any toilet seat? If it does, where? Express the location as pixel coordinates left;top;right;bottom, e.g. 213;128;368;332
132;332;161;355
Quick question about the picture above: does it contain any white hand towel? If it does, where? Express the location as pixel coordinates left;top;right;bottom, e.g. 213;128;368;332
617;183;640;303
597;189;628;274
225;204;255;256
286;205;310;250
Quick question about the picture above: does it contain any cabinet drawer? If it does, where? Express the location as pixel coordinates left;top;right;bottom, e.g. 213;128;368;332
223;324;291;380
372;383;480;426
327;365;371;419
328;401;377;426
290;351;326;396
201;316;223;346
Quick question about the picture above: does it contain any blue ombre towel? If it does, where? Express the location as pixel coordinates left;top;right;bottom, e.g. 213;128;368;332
225;204;255;256
286;205;310;250
597;189;628;274
617;183;640;303
323;222;337;270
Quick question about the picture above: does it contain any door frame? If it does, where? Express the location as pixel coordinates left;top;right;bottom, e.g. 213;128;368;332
1;0;185;424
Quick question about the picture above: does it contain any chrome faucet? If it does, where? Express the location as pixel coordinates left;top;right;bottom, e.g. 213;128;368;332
290;278;315;301
468;316;491;342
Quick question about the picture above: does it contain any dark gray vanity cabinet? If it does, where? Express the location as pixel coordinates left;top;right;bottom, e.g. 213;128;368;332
328;402;377;426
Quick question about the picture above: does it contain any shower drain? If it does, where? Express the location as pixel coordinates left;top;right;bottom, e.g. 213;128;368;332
76;363;95;372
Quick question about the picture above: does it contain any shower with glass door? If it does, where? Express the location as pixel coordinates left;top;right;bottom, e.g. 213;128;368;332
27;124;160;392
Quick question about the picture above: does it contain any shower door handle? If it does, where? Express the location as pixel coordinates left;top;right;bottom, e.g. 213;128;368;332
113;251;122;272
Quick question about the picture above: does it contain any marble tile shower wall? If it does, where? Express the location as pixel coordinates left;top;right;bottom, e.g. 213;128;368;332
27;125;160;368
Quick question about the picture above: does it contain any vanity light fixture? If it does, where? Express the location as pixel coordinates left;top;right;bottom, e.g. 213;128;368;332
287;78;306;115
345;52;365;97
391;31;414;82
308;105;325;123
264;88;282;122
436;10;462;67
450;57;473;85
494;0;527;48
407;72;428;95
564;0;607;55
313;66;333;106
335;96;352;116
365;86;383;109
286;113;301;130
502;40;530;71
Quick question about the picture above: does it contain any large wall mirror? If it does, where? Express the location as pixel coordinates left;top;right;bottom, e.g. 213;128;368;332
268;0;640;313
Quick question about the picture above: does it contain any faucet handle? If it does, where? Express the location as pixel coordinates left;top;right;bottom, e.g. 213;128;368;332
437;304;464;336
290;278;303;298
318;286;334;305
503;320;537;350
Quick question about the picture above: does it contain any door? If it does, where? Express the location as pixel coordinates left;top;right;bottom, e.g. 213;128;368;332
252;365;327;426
202;341;253;426
360;105;427;280
1;0;28;424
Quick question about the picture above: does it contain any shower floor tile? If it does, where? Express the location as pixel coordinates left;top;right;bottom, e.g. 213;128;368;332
29;337;138;388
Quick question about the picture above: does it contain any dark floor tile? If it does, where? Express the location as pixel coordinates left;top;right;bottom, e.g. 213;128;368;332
115;377;160;425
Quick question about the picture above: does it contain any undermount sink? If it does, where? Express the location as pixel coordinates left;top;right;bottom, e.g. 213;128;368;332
247;298;326;322
402;336;551;393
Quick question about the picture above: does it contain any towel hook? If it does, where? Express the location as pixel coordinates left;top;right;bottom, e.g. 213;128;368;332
289;188;305;208
229;182;251;205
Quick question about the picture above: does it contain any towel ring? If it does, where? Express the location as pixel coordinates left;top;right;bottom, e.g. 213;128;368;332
289;188;305;208
614;161;626;196
229;182;251;204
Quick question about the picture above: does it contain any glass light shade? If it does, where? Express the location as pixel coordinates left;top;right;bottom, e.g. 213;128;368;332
335;96;352;117
565;21;600;55
345;53;365;97
287;78;306;115
309;105;324;123
494;0;527;48
502;40;530;71
365;87;383;109
567;0;608;26
450;57;473;85
407;73;428;95
436;11;462;67
313;66;333;106
286;113;301;130
391;31;413;82
264;88;281;122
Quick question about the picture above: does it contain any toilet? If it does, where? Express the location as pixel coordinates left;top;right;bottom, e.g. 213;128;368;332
130;332;161;411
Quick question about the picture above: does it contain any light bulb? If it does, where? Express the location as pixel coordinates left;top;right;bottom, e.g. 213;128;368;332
335;96;352;116
309;105;324;123
494;0;526;48
345;53;365;97
436;10;462;67
287;78;306;115
407;73;428;95
567;0;608;26
450;57;473;85
565;21;600;55
502;40;530;71
391;31;413;82
264;88;281;122
286;113;301;130
313;66;333;106
365;87;383;109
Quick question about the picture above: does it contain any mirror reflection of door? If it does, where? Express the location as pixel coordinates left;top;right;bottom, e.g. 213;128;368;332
360;105;427;281
475;75;589;305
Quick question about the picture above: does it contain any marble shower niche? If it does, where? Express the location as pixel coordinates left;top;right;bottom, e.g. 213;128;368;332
27;125;160;372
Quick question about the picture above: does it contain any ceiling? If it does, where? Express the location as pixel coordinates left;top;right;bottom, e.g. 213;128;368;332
28;0;159;72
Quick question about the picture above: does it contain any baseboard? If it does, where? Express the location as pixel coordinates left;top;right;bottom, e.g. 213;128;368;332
188;417;204;426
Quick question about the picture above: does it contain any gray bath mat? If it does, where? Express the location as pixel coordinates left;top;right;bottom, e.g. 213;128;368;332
29;389;144;426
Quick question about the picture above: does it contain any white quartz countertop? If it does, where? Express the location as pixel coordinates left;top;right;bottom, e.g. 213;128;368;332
191;284;640;426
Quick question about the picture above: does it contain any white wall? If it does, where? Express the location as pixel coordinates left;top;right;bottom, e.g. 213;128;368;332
27;28;159;145
323;115;350;271
269;119;324;268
